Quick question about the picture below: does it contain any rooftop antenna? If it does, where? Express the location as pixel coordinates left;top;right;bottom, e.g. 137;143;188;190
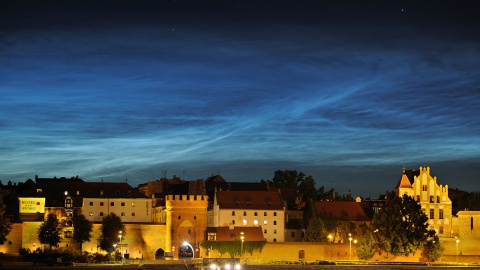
125;173;128;183
402;164;406;173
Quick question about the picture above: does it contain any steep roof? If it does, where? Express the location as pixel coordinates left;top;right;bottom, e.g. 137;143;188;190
206;226;264;241
395;173;413;189
216;190;283;210
314;201;370;222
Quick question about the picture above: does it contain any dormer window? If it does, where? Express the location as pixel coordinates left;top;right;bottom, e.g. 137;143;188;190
65;197;73;209
115;190;120;196
36;189;43;194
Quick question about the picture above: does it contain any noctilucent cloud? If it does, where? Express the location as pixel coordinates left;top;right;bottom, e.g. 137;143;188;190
1;1;479;197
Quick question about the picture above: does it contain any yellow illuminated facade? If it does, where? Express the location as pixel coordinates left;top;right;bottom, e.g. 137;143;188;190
395;166;452;237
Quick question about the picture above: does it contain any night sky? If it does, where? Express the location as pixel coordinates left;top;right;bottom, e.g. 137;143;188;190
1;0;479;197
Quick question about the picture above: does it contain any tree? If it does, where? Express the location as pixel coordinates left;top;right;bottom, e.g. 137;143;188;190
0;209;13;245
272;170;305;189
304;217;327;242
371;192;434;256
73;214;93;251
98;213;125;252
425;235;445;261
38;213;62;250
356;225;376;260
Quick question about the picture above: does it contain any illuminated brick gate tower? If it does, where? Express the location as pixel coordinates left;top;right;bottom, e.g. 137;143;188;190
165;195;208;259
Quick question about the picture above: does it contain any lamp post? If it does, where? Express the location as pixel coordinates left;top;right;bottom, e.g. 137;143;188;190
348;234;357;260
240;232;245;258
328;234;332;243
183;241;194;259
455;237;460;262
118;231;123;260
113;244;117;262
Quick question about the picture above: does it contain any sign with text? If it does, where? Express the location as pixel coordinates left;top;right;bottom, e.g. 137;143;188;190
19;198;45;213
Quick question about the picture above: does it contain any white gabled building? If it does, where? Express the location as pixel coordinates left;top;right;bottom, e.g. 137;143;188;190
395;166;453;237
208;190;285;242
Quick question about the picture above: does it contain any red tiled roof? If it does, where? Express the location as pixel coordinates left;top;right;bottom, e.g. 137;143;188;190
207;226;264;241
216;190;283;210
314;201;370;222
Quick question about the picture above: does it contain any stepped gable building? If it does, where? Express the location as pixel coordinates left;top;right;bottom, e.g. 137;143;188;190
394;166;452;237
209;190;285;242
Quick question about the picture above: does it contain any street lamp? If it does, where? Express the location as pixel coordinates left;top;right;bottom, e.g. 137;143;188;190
113;244;117;262
328;234;332;243
183;241;194;259
118;231;123;260
240;232;245;258
455;237;460;262
348;234;357;260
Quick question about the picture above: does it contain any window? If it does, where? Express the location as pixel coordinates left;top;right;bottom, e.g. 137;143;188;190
254;212;258;216
291;231;296;238
430;209;435;219
273;238;277;242
437;196;440;203
243;211;247;216
100;202;104;206
429;196;434;203
440;226;444;234
132;212;135;216
208;232;217;241
194;215;197;220
64;231;73;238
274;229;277;234
264;212;267;216
471;217;474;230
121;212;125;216
89;202;93;206
111;202;115;206
232;211;235;216
422;185;427;191
439;209;444;219
243;219;247;225
121;202;125;206
254;220;258;225
274;212;277;216
65;198;72;208
264;229;267;234
416;196;420;202
131;202;136;207
232;220;235;225
178;215;181;220
76;190;80;195
100;190;104;195
188;229;191;234
274;221;277;225
89;212;93;216
264;220;267;225
115;190;120;196
128;190;132;196
100;212;104;216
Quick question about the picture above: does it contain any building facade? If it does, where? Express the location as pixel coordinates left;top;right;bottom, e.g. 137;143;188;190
209;190;285;242
395;166;453;237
